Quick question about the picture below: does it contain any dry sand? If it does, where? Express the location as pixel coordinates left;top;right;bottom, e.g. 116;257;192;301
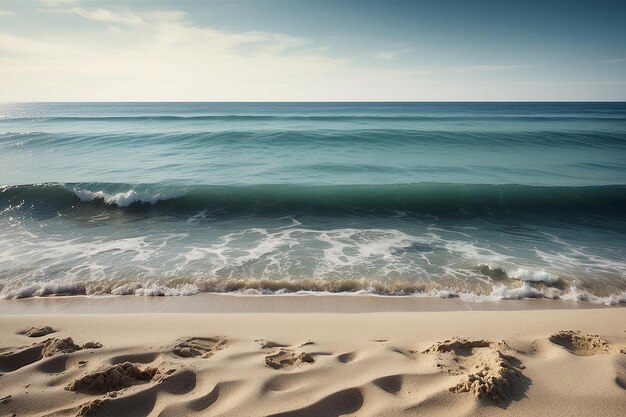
0;295;624;417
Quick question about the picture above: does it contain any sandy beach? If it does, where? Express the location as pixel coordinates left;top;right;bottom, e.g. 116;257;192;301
0;295;624;417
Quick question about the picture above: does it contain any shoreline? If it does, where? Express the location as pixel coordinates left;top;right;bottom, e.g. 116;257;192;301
0;292;620;315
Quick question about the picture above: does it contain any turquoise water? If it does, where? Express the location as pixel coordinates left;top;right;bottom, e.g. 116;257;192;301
1;102;625;302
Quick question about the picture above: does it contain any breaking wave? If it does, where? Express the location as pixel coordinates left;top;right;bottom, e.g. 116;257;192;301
2;276;625;305
2;182;625;218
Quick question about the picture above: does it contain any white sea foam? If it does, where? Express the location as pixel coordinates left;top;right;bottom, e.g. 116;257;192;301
3;279;625;305
73;188;183;207
2;210;625;305
4;281;84;299
134;283;200;296
507;268;559;284
560;287;626;305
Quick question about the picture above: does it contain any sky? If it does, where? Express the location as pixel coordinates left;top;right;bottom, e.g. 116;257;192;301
0;0;625;101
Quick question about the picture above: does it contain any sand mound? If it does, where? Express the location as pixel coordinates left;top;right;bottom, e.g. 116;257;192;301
41;337;102;356
423;338;509;355
22;326;55;338
82;342;103;349
66;362;159;394
172;337;227;358
450;350;520;401
265;348;314;370
549;330;624;356
42;337;81;357
423;338;523;401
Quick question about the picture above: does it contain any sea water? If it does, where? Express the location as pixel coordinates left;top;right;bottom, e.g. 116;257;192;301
1;102;625;303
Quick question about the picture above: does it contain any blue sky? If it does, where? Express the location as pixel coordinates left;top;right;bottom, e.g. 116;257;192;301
0;0;625;101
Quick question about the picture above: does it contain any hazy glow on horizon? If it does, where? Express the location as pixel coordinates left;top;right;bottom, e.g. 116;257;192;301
0;0;625;101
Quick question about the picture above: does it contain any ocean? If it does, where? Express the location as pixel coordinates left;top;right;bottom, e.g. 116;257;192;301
0;102;625;303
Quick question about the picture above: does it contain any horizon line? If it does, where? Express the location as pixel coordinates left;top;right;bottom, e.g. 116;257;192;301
3;100;626;104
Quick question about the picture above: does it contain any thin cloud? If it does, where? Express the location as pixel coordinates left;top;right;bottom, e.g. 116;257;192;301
414;64;536;74
64;7;147;25
599;58;626;64
0;9;16;17
0;32;80;57
60;7;310;52
375;48;412;60
0;6;363;100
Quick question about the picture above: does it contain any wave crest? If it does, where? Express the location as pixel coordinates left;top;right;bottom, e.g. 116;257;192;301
2;182;625;218
73;188;183;207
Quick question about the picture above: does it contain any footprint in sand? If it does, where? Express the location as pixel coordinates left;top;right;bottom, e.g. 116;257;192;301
171;337;228;358
337;352;356;363
548;331;626;393
423;338;525;402
77;399;107;416
265;348;315;370
66;362;161;394
69;368;196;417
19;326;56;338
0;337;102;372
549;330;625;356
